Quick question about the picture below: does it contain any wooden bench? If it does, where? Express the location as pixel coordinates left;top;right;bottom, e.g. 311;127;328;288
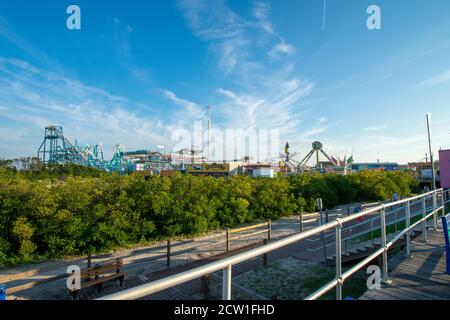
69;258;125;300
441;215;450;275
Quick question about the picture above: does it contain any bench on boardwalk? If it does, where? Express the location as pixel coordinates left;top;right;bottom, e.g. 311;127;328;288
442;214;450;275
69;258;125;299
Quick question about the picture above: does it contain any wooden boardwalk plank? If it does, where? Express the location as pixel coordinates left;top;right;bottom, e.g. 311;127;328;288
359;226;450;300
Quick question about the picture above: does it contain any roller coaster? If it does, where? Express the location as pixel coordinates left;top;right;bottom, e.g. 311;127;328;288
37;126;173;174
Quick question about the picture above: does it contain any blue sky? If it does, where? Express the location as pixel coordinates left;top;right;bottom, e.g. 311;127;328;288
0;0;450;163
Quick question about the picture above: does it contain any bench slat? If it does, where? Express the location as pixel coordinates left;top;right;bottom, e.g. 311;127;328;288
70;272;125;291
81;264;122;279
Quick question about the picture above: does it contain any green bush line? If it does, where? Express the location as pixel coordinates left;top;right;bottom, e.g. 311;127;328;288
0;166;418;266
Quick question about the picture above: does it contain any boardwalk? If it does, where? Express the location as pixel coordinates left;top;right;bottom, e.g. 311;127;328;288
360;227;450;300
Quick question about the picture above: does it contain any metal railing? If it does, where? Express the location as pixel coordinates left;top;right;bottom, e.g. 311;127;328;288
305;197;437;255
98;188;448;301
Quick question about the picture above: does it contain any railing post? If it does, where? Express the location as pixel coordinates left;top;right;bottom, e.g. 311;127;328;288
87;253;92;268
299;213;304;232
394;210;398;233
432;191;438;230
222;265;232;300
380;206;392;285
317;198;327;264
166;240;171;268
344;228;348;255
268;219;272;240
422;195;428;243
263;239;268;266
226;228;230;252
405;201;412;258
370;218;374;245
335;220;343;300
441;189;446;217
201;275;210;300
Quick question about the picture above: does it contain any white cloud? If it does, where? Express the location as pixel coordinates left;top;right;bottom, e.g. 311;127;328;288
269;42;295;59
163;90;203;114
252;1;274;34
364;125;387;131
0;57;175;158
417;69;450;88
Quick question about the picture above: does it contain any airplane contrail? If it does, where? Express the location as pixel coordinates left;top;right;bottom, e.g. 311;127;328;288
322;0;327;30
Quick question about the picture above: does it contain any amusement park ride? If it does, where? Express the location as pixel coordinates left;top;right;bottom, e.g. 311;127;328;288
280;141;353;174
37;126;174;174
37;125;354;175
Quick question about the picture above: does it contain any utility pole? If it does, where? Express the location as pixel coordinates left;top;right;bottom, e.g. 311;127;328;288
426;113;437;190
207;106;212;162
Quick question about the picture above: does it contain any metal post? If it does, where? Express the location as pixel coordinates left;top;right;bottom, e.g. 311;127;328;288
300;214;304;232
394;211;398;233
166;240;171;268
335;221;343;300
433;192;438;230
380;206;392;285
317;199;327;264
268;220;272;240
371;218;374;245
201;275;210;300
222;265;232;300
226;228;230;252
87;253;92;268
441;189;446;217
325;209;329;224
263;239;268;266
405;201;412;258
422;195;428;242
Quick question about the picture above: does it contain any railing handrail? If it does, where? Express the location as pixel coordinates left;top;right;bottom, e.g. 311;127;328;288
306;200;437;248
98;188;445;300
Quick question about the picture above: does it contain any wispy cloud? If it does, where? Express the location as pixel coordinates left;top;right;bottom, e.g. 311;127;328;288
177;0;294;77
177;0;317;154
364;125;387;131
0;57;171;158
417;69;450;88
318;117;328;124
252;1;274;34
163;90;203;115
113;17;152;83
269;42;295;59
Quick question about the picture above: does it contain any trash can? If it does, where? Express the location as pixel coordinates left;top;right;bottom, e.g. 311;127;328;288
0;285;6;300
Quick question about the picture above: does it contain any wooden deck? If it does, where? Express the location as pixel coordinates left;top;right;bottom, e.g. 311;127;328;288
360;227;450;300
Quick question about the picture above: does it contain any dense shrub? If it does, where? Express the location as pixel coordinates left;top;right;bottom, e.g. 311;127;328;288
0;168;418;265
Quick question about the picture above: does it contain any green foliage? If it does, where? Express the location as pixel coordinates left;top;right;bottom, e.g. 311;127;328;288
0;168;417;265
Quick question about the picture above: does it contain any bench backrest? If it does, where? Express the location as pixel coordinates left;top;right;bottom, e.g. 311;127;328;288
80;258;122;280
442;215;450;247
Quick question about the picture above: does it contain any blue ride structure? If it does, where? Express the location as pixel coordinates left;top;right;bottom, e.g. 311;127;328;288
37;125;171;174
